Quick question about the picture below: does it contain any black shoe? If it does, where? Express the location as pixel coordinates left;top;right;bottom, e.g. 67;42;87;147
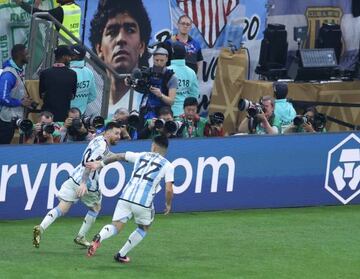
114;252;130;263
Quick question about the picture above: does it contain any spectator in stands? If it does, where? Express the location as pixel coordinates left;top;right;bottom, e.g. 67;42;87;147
283;106;327;133
24;111;61;144
204;112;225;137
69;44;96;114
89;0;151;116
168;43;199;117
0;44;33;144
15;0;81;43
137;47;177;126
238;96;281;135
176;97;207;138
273;82;296;132
165;15;203;75
39;45;77;122
59;107;89;142
138;106;180;139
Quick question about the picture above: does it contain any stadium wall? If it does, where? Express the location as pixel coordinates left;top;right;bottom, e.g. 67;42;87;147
1;132;360;220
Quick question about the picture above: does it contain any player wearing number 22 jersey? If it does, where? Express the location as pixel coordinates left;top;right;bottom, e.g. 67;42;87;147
87;135;174;264
32;122;121;249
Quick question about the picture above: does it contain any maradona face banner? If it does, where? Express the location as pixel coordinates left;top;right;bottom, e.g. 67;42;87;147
1;132;360;220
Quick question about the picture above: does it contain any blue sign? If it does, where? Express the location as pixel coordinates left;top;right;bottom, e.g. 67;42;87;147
1;132;360;220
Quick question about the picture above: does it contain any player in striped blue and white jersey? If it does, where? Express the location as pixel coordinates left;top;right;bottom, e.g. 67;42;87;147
86;135;174;263
32;122;121;249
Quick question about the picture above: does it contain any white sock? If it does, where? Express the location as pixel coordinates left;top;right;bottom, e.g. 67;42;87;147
39;207;62;232
99;224;118;242
77;210;98;238
119;228;147;257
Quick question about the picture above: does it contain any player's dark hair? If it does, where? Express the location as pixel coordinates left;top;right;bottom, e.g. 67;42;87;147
11;44;26;59
105;121;121;131
90;0;152;67
153;135;169;149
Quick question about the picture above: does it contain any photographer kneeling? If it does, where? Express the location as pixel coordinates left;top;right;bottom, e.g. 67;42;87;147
138;106;181;139
111;108;139;140
59;107;89;142
176;97;208;138
283;106;327;133
24;111;60;144
238;95;281;135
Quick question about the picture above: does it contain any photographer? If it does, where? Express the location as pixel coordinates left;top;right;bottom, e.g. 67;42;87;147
138;106;180;139
176;97;208;138
24;111;60;144
238;95;281;135
0;44;34;144
134;47;177;126
204;112;225;137
110;108;138;140
59;107;89;142
283;106;327;134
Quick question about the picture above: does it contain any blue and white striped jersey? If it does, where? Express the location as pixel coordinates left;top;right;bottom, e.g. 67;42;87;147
70;135;109;191
120;151;174;207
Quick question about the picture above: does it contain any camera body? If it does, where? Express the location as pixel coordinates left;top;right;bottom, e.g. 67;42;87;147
41;123;55;134
238;99;264;117
293;115;309;126
82;115;105;130
127;67;162;94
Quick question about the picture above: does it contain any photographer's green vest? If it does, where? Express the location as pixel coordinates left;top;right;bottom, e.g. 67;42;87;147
176;114;208;138
254;113;282;134
139;68;174;120
59;3;81;43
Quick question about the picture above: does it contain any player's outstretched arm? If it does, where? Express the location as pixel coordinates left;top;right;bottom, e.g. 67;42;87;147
86;153;126;171
164;182;174;215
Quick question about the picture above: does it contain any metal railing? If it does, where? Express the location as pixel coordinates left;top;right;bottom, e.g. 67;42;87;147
25;12;131;117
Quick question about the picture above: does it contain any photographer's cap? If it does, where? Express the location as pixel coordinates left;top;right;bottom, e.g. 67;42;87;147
153;47;168;56
172;43;186;60
70;44;86;59
212;112;225;123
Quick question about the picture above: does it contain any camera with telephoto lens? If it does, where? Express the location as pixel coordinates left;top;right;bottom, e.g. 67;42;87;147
127;67;163;94
209;112;225;125
82;115;105;129
154;119;181;134
11;117;33;135
238;99;264;117
313;113;327;131
293;115;309;126
41;123;55;134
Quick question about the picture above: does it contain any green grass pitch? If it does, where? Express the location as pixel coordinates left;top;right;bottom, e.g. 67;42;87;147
1;206;360;279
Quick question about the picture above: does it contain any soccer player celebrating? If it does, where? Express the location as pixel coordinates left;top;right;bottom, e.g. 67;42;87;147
32;122;121;248
86;135;174;263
